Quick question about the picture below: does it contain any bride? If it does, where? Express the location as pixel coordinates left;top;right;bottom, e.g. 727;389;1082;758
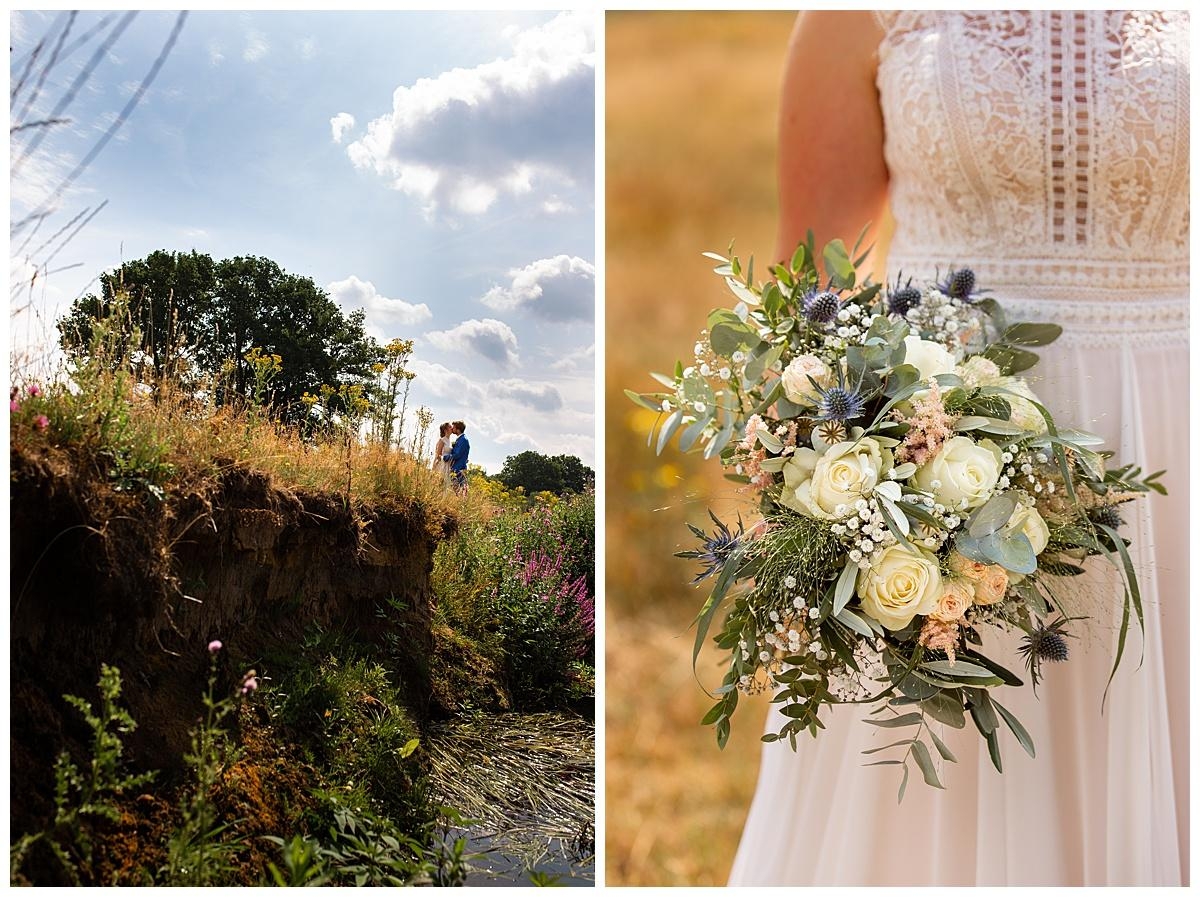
728;10;1188;886
432;421;454;482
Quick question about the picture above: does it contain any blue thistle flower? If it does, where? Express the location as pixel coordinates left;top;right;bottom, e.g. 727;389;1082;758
803;290;841;325
886;274;922;316
815;385;867;422
677;511;744;584
937;267;978;301
1089;506;1124;529
1018;617;1074;692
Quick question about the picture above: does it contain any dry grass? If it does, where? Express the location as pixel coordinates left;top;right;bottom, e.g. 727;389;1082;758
604;11;795;886
10;358;461;534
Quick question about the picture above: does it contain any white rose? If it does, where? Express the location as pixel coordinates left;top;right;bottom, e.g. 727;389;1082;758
1001;377;1048;434
930;578;974;622
857;544;943;630
903;335;958;382
913;436;1003;509
780;354;833;406
1003;502;1050;555
780;438;892;519
957;355;1004;389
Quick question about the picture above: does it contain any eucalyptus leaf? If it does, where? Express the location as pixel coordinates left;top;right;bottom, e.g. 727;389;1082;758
992;699;1036;759
833;559;859;615
624;389;663;412
834;606;874;639
725;276;760;307
1001;322;1063;347
710;321;756;357
911;739;944;788
656;408;683;455
928;727;958;762
968;493;1018;538
920;660;997;678
755;429;783;454
677;417;710;453
864;712;923;729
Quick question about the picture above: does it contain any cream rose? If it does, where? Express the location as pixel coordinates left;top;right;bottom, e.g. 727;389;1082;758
780;438;892;519
930;578;974;622
912;436;1003;509
1003;502;1051;555
903;335;958;382
957;355;1004;389
780;354;833;406
857;545;944;630
1001;377;1048;434
948;550;989;582
972;564;1010;605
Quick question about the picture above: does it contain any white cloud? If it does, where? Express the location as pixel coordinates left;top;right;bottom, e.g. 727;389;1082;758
330;112;356;144
298;37;316;61
326;275;432;328
243;34;269;62
541;196;573;215
489;378;563;412
409;360;486;405
480;254;594;322
208;43;225;66
424;317;519;369
549;343;595;373
345;11;594;217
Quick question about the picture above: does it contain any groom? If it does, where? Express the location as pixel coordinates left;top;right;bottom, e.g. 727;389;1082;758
443;420;470;492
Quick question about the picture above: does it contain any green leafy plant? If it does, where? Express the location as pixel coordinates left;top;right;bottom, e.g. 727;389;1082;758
10;664;155;885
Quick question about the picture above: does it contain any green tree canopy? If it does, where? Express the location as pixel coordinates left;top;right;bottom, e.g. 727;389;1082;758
496;451;595;496
59;250;384;420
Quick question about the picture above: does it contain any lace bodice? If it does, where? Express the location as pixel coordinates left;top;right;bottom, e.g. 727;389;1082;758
874;10;1189;335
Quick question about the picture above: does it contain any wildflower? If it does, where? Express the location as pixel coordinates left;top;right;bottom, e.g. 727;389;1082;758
34;415;49;431
9;400;18;413
240;670;259;695
27;384;41;397
208;639;223;653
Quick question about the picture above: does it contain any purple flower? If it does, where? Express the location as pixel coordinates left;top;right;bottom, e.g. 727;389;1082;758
241;675;258;695
27;384;41;398
208;639;223;653
34;415;49;431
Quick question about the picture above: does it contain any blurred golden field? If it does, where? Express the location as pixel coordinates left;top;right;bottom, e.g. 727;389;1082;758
604;11;795;887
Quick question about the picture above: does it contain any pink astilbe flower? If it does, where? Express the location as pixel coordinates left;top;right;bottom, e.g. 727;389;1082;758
894;381;956;466
918;616;962;664
740;414;765;450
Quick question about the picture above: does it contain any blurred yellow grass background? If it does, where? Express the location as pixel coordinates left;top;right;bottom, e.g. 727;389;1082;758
604;11;796;887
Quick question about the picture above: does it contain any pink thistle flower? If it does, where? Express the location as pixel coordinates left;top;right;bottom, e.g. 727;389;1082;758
34;415;49;431
27;384;41;398
241;676;258;695
9;400;18;413
208;639;223;653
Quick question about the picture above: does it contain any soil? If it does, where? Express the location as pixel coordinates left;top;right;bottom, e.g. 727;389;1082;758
9;442;451;850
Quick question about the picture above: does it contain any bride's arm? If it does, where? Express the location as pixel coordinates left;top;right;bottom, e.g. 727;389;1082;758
775;11;890;279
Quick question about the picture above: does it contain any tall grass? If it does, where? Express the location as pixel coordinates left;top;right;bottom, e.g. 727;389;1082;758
9;291;457;528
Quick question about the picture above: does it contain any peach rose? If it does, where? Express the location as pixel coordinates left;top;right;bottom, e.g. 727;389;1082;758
948;550;989;582
972;564;1010;605
930;578;974;622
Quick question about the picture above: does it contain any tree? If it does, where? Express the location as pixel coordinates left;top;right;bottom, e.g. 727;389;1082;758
60;251;384;421
58;250;216;382
496;451;595;496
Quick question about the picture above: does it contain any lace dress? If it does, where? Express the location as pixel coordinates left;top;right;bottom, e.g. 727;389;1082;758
729;11;1188;886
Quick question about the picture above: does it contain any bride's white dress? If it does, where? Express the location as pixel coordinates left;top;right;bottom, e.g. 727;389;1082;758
729;11;1188;886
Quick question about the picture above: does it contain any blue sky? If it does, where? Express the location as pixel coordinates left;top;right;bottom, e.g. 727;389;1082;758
9;10;596;472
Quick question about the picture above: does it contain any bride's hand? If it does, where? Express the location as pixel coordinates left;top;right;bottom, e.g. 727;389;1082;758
776;11;891;276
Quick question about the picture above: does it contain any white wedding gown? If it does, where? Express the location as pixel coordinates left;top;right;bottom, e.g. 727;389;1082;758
730;11;1189;886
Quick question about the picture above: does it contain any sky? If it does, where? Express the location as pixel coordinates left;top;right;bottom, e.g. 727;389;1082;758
8;10;596;473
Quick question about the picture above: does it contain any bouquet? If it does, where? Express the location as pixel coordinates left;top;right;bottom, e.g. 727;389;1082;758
626;231;1165;798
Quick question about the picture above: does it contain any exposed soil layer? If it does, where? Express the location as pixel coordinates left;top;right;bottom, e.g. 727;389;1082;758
9;443;453;842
